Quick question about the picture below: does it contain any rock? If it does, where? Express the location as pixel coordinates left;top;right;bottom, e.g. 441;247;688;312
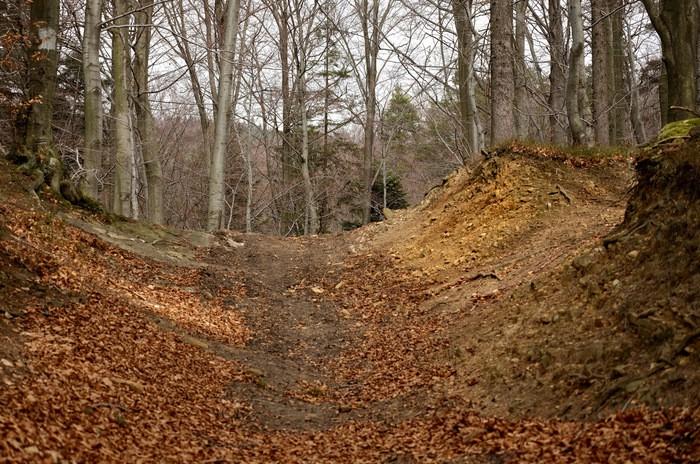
627;250;640;259
1;358;13;368
572;254;593;272
612;279;621;287
382;208;395;220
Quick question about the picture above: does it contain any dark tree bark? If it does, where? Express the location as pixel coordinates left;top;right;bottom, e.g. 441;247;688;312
19;0;63;193
452;0;479;158
489;0;515;146
547;0;568;144
591;0;610;145
640;0;698;122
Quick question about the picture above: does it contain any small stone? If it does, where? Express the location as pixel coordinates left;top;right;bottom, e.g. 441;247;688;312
572;254;593;272
1;359;13;368
612;279;621;287
627;250;640;259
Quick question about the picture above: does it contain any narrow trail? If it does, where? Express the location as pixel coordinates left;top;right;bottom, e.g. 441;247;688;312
1;153;698;462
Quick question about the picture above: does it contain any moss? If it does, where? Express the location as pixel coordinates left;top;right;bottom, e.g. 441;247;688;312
656;118;700;142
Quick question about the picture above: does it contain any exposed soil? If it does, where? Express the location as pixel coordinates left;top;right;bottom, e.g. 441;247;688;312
0;143;698;462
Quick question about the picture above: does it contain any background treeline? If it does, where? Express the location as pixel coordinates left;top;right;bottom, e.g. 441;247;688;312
0;0;696;234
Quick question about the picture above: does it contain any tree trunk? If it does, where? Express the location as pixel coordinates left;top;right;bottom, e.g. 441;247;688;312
591;0;610;145
19;0;62;194
566;0;587;145
452;0;479;159
514;0;529;139
82;0;102;199
299;94;319;235
207;0;240;231
626;32;647;144
547;0;567;144
640;0;698;122
489;0;515;146
360;0;382;224
133;0;163;224
111;0;133;217
611;0;626;144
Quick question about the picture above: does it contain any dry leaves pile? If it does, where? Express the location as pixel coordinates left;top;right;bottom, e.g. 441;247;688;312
0;159;698;463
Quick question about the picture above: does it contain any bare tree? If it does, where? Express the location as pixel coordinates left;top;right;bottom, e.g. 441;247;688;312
208;0;241;230
566;0;588;145
82;0;102;198
489;0;515;145
452;0;480;158
110;0;134;217
640;0;699;122
514;0;529;139
547;0;568;144
591;0;610;145
133;0;164;224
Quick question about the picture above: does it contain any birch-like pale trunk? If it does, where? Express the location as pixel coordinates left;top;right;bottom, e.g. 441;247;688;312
133;0;163;224
82;0;102;199
514;0;529;139
207;0;241;231
566;0;587;145
111;0;133;217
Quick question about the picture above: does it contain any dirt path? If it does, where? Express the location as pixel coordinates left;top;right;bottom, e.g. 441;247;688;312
1;153;698;462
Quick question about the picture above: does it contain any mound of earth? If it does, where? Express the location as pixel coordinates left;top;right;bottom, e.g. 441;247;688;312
366;141;699;421
1;143;698;462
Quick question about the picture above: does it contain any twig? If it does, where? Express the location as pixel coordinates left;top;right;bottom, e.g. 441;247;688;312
669;106;700;118
555;184;573;204
672;329;700;358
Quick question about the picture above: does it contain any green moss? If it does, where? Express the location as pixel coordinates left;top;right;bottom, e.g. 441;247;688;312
657;118;700;142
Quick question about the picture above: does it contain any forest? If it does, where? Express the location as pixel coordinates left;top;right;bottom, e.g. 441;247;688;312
1;0;696;233
1;0;700;462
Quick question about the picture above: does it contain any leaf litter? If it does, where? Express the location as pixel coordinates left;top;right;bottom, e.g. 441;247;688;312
0;148;698;462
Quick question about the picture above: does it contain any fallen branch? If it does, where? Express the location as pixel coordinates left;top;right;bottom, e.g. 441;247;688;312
549;184;572;204
669;106;700;118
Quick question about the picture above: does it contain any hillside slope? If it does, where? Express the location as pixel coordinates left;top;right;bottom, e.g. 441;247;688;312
0;143;698;462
